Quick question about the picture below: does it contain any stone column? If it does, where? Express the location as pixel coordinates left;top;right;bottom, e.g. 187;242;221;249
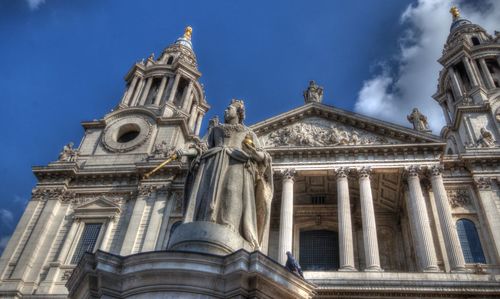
181;81;194;111
405;166;439;272
167;73;181;103
99;217;115;252
448;68;463;99
195;112;204;135
463;57;479;87
358;167;382;271
139;77;153;105
153;76;168;106
474;177;500;263
479;58;495;89
120;187;150;256
142;189;168;252
130;78;145;106
123;76;139;106
335;167;356;271
429;166;466;272
278;169;295;265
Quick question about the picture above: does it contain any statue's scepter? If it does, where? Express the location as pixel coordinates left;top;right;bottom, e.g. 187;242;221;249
143;153;178;179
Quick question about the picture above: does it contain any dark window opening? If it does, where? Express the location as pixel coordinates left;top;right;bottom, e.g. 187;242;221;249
457;219;486;264
311;195;326;205
471;37;480;46
117;124;141;143
300;230;339;270
454;62;471;91
71;223;102;264
145;77;162;105
447;148;454;155
175;78;188;107
167;56;174;65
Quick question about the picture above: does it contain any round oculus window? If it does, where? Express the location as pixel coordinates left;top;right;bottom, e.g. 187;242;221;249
102;116;153;152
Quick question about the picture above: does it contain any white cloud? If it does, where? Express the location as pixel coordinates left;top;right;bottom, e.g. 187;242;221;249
355;0;500;133
0;209;14;228
26;0;46;10
0;236;10;255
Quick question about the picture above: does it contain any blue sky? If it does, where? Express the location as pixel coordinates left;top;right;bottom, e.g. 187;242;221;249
0;0;498;253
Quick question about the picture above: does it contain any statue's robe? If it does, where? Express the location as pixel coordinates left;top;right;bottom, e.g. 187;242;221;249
183;124;273;249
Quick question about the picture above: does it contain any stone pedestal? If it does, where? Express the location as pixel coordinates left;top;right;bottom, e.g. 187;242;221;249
67;250;316;299
168;221;254;255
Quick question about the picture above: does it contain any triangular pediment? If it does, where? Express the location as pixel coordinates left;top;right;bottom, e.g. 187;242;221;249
251;103;443;148
75;196;120;210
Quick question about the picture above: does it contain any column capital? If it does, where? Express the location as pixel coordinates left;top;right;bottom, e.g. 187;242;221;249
428;165;443;177
475;177;492;190
404;165;421;178
334;167;350;178
280;168;296;180
357;166;372;179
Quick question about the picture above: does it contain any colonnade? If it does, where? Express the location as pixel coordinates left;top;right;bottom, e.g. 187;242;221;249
276;165;466;272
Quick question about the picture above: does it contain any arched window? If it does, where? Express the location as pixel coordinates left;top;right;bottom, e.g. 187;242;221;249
167;56;174;65
471;37;480;46
456;219;486;263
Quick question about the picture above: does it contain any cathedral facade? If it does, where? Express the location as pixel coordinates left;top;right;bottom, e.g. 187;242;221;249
1;8;500;298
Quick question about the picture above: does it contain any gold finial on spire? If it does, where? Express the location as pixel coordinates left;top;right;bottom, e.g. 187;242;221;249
450;6;460;20
184;26;193;40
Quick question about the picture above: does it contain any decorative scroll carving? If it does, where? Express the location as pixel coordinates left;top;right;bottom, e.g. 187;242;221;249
264;117;394;147
447;188;470;208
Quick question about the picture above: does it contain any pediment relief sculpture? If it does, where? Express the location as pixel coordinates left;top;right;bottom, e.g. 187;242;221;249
262;117;398;147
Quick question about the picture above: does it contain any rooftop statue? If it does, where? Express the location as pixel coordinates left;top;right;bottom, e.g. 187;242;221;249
303;80;324;103
407;108;430;132
175;99;274;251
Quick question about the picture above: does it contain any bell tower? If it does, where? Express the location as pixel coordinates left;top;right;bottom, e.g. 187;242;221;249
118;26;209;134
77;26;210;162
433;7;500;154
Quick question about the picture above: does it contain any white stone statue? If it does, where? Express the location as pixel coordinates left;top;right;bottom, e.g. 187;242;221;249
303;80;324;103
407;108;430;131
58;142;77;162
177;99;273;250
478;127;495;147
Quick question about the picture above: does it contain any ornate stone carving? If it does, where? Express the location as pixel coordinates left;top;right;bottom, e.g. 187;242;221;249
61;270;73;281
407;108;430;131
31;188;64;201
281;169;296;180
405;165;421;177
303;80;324;103
151;141;175;159
334;167;350;178
477;127;495;148
429;165;443;177
137;184;169;197
58;142;78;162
265;117;393;147
447;188;470;208
358;166;372;178
475;177;492;190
